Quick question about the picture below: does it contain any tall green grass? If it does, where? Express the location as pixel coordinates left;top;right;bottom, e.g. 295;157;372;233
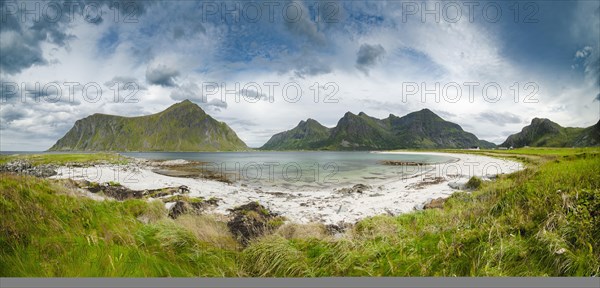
0;175;239;277
243;150;600;276
0;153;128;166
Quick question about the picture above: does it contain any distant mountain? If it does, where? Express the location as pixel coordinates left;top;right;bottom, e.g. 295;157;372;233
261;119;331;150
48;100;248;152
260;109;495;150
382;109;496;149
573;120;600;147
501;118;600;148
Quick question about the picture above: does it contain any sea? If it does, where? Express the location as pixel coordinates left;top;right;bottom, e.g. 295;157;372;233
2;151;457;190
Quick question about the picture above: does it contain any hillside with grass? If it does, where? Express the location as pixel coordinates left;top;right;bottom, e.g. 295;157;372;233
1;148;598;276
48;100;248;152
261;109;495;150
501;118;600;148
260;119;331;150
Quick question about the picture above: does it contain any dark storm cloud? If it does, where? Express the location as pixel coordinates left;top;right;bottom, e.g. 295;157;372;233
356;44;386;74
0;0;155;75
283;2;326;45
0;105;26;123
145;64;180;87
0;37;46;75
0;1;60;74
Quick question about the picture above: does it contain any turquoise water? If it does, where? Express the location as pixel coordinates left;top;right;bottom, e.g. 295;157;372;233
123;151;456;190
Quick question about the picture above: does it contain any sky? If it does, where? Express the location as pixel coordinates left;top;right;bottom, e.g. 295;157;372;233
1;0;599;150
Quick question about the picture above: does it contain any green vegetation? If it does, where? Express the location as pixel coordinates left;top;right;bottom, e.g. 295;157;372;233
465;176;482;189
261;109;495;151
48;100;248;152
260;119;331;150
244;148;599;276
1;148;598;276
0;175;239;276
0;153;127;166
501;118;599;148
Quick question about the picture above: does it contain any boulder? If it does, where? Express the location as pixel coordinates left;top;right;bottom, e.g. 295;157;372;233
227;202;281;245
0;160;57;178
178;185;190;194
423;197;446;209
336;184;371;194
168;201;188;219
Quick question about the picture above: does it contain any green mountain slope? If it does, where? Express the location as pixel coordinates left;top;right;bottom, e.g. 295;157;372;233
573;120;600;147
325;112;397;150
261;119;331;150
261;109;495;150
48;100;248;152
501;118;599;148
384;109;495;149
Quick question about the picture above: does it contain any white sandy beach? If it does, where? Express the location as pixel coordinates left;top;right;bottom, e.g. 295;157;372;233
52;152;523;225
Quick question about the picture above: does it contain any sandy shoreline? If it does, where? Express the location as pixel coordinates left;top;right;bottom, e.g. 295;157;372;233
52;151;523;224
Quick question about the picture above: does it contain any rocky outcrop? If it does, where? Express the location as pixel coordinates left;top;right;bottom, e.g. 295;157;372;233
335;184;371;194
0;160;57;178
227;202;284;245
166;196;220;219
423;197;446;209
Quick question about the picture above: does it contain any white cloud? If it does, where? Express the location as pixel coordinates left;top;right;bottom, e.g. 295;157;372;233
575;46;593;59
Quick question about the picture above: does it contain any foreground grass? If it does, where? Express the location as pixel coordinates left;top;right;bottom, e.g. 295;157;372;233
0;153;128;166
0;176;240;276
1;148;598;276
243;148;599;276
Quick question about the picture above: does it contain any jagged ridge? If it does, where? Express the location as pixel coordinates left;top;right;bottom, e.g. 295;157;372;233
261;109;496;150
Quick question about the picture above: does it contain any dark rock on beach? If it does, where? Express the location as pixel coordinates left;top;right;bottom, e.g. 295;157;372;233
227;202;283;245
165;196;221;219
379;160;425;166
168;201;188;219
336;184;371;194
0;160;57;178
423;197;446;209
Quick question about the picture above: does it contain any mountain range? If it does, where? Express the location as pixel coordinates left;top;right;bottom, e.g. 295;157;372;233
501;118;600;148
261;109;496;150
48;100;248;152
49;100;600;151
